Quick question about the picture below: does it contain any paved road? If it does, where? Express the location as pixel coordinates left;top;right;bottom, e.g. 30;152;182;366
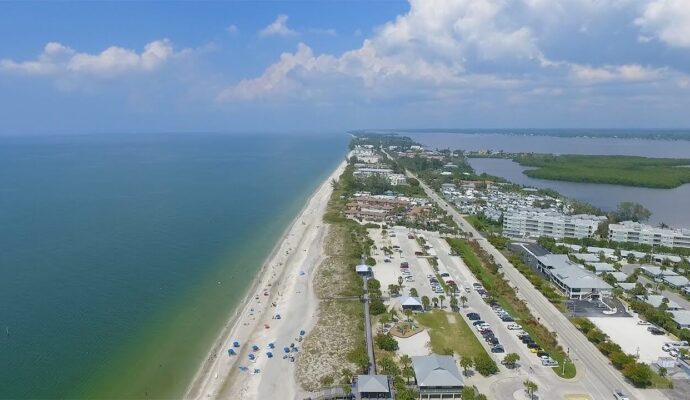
409;171;669;400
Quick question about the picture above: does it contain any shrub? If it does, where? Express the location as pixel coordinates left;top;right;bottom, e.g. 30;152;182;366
623;363;653;388
370;300;387;315
375;333;399;351
473;354;499;376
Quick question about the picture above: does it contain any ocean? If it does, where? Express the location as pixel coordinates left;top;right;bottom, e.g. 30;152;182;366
0;132;347;399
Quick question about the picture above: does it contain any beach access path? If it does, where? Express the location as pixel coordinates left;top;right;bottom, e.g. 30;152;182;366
184;158;347;400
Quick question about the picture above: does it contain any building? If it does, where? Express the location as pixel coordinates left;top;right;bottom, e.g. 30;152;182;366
355;375;392;399
669;310;690;329
572;253;602;263
609;221;690;249
640;265;678;279
536;255;612;299
610;272;629;282
637;295;683;311
587;262;616;275
399;296;423;312
663;275;690;289
388;174;408;186
502;210;605;240
411;355;464;399
345;196;409;222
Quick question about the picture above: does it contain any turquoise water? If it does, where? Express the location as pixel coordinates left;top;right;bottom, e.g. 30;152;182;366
0;133;347;399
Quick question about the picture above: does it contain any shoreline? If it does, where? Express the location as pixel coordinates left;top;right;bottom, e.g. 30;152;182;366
185;157;347;399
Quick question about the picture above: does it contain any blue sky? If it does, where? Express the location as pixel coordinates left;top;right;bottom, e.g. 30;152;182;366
1;0;689;134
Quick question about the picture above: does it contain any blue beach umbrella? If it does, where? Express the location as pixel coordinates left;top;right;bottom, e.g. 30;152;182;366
228;349;236;356
252;345;259;352
248;353;256;361
233;341;240;348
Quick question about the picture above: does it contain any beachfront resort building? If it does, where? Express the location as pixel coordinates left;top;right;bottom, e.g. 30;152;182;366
503;210;605;240
609;221;690;249
411;355;464;398
355;375;393;399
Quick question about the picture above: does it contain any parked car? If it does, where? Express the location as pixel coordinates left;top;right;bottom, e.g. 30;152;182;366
486;337;499;345
491;345;505;353
440;272;450;277
467;313;481;320
648;326;665;335
507;324;521;330
613;389;629;400
537;351;549;358
637;320;651;325
472;321;486;326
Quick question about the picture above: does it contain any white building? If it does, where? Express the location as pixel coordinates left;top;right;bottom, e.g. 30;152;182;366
503;210;605;240
535;255;612;299
388;174;408;186
609;221;690;249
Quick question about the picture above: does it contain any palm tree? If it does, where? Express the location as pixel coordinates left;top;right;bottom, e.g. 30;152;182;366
523;379;538;400
409;288;419;297
450;297;458;310
659;222;670;229
398;276;404;291
439;295;446;309
432;297;439;308
460;295;468;308
404;308;413;322
460;356;473;376
399;355;412;383
421;296;430;311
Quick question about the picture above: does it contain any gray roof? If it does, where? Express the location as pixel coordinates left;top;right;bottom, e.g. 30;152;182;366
670;310;690;327
610;272;629;282
400;296;422;307
356;264;371;273
550;264;612;290
617;282;637;291
662;275;690;287
572;253;601;263
640;265;678;277
356;375;390;393
536;254;575;269
637;295;681;310
412;355;463;388
588;262;616;272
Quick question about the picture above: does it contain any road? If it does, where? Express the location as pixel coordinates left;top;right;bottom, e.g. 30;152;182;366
408;171;669;400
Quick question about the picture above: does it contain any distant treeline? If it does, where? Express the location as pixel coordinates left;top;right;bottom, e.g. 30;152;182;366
513;154;690;189
385;129;690;141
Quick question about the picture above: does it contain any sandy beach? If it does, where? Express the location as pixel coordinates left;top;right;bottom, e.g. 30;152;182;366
185;158;346;400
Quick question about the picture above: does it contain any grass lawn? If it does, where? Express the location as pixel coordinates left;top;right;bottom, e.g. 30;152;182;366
416;310;487;360
514;153;690;188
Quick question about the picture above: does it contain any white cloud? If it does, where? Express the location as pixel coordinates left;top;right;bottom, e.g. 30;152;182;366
260;15;297;37
226;24;238;34
635;0;690;48
570;63;665;83
1;39;181;78
221;0;546;101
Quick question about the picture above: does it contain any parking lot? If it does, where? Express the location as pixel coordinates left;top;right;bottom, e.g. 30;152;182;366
588;316;675;364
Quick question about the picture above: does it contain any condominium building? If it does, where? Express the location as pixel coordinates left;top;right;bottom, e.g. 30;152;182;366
502;210;605;240
609;221;690;249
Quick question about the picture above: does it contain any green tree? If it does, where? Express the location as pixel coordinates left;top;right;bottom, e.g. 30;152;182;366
474;354;499;376
623;363;653;388
421;296;430;310
400;354;413;383
460;356;473;376
450;297;459;310
379;355;400;376
409;287;419;297
503;353;520;369
375;333;399;351
460;295;468;308
388;284;400;297
432;297;439;308
523;379;538;399
366;256;376;266
404;308;413;322
659;367;667;378
613;202;652;222
439;295;446;308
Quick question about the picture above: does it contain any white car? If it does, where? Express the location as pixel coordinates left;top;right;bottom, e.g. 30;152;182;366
507;323;521;330
613;389;629;400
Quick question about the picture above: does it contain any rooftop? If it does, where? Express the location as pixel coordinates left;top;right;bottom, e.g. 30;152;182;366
637;294;681;310
356;375;390;394
669;310;690;326
411;355;463;388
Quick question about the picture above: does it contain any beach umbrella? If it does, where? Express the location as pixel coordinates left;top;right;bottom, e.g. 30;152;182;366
248;354;256;361
268;342;275;349
252;345;259;352
266;352;273;358
228;349;236;356
299;330;305;336
233;341;240;348
283;347;290;353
